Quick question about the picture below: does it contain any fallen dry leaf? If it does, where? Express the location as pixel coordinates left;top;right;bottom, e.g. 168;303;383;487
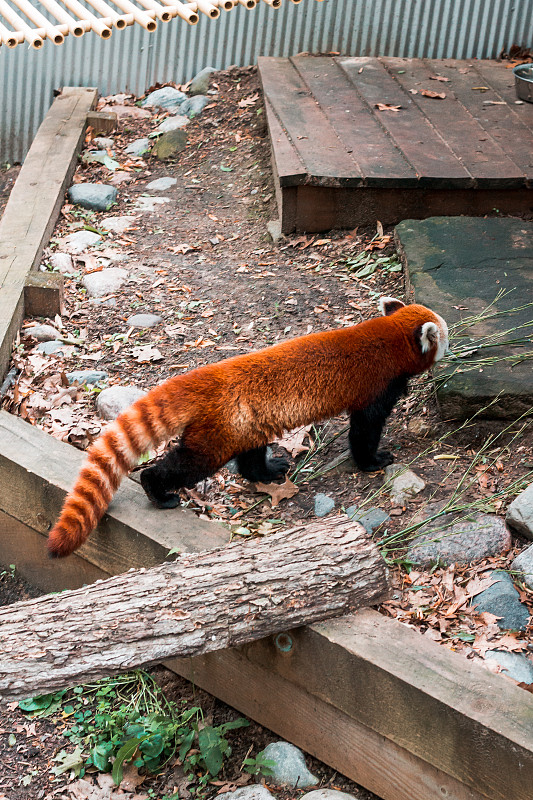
132;345;164;363
374;103;402;112
430;75;450;82
421;90;446;99
254;476;299;507
276;425;313;457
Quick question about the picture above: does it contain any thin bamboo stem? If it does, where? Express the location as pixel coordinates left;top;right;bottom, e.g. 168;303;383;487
35;0;86;36
0;0;42;46
9;0;64;42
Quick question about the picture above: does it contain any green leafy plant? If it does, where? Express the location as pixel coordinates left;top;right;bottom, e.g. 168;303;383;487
343;251;402;278
242;751;276;777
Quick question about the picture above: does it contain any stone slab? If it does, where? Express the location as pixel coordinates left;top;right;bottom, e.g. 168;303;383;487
396;216;533;420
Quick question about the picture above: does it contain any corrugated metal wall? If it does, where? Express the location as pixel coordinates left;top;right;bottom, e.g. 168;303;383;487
1;0;532;163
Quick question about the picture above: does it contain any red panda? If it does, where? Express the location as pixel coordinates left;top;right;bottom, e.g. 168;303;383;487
47;296;448;558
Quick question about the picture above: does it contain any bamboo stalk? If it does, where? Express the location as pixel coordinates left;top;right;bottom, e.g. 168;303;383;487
236;0;256;8
0;19;22;46
218;0;235;10
35;0;87;36
103;0;158;29
195;0;220;18
82;0;130;29
9;0;64;43
132;0;172;22
0;0;44;46
57;0;113;37
157;0;198;22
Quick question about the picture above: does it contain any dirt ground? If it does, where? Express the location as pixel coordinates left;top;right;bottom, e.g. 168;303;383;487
1;66;532;799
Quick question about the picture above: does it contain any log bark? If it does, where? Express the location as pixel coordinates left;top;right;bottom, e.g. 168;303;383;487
0;518;389;700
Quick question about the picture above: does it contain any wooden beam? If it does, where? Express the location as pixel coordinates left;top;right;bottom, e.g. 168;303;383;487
0;410;229;584
0;86;97;381
172;610;533;800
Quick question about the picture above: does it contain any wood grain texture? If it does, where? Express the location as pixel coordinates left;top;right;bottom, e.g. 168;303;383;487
0;87;97;381
0;518;388;699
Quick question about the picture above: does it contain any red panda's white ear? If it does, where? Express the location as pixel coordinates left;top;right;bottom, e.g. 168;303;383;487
379;296;405;316
420;321;439;353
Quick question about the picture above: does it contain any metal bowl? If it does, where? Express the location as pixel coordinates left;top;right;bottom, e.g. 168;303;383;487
513;63;533;103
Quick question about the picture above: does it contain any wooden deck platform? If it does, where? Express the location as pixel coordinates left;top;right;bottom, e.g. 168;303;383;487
258;57;533;232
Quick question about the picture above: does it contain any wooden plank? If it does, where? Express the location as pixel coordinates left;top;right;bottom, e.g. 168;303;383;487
233;611;533;800
262;97;307;186
24;272;64;317
171;645;488;800
292;55;417;187
426;60;533;178
0;410;229;576
384;58;525;186
337;57;472;187
0;87;97;381
258;57;363;186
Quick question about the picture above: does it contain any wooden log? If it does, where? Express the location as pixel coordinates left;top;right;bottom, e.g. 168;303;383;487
0;518;388;700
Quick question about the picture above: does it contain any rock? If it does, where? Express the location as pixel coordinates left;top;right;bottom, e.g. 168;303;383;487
110;171;135;186
506;482;533;539
48;252;75;274
145;177;177;192
406;505;512;567
260;742;318;789
407;417;433;437
126;313;163;328
142;86;187;110
100;104;151;120
314;494;335;517
82;150;119;171
58;230;102;254
100;215;137;234
26;323;60;342
154;116;189;134
96;385;145;420
266;219;283;243
152;129;188;160
189;66;217;96
134;196;171;213
66;370;108;385
485;650;533;684
301;791;357;800
36;341;65;355
125;138;151;157
385;463;425;506
92;136;114;150
68;183;117;211
511;544;533;590
470;570;530;631
82;267;128;297
218;787;275;800
346;506;390;534
321;449;356;475
180;95;210;118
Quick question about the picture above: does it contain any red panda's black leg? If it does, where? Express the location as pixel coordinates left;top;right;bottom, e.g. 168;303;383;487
140;445;220;508
349;376;408;472
237;446;290;483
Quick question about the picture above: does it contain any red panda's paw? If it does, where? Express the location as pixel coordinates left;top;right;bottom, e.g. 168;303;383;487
356;450;394;472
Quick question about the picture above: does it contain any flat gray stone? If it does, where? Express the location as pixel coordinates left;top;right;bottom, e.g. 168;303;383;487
125;138;151;157
92;137;114;150
152;129;188;160
396;216;533;420
126;313;163;328
314;494;335;517
96;385;145;420
506;482;533;539
58;230;102;254
100;215;137;234
261;742;318;789
142;86;187;110
82;267;128;297
485;650;533;684
385;463;425;506
26;324;60;342
145;177;177;191
36;341;65;355
180;95;210;118
134;196;170;213
406;505;512;567
48;252;75;274
68;183;117;211
66;370;108;385
346;506;390;534
218;788;275;800
511;544;533;589
189;66;217;96
470;570;530;631
154;116;189;134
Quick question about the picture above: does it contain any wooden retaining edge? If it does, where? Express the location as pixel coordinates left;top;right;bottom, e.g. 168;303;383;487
1;411;532;800
0;86;97;383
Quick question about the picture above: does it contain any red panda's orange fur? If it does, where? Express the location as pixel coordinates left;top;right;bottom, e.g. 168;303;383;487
48;300;446;558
